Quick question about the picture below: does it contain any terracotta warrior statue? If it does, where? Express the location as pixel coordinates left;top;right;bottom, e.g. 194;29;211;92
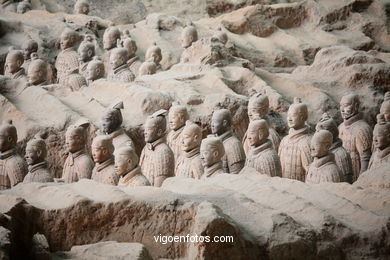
107;45;135;82
211;109;245;174
138;61;157;76
23;133;54;183
167;105;189;165
243;93;280;154
16;0;31;14
103;27;121;51
121;30;142;76
212;28;228;45
102;26;121;74
27;54;48;86
74;0;89;15
175;121;204;179
86;56;104;83
22;39;38;72
115;147;150;187
181;24;198;49
91;135;118;185
101;101;135;150
78;35;95;78
64;68;87;91
368;114;390;170
0;120;27;189
279;97;312;182
316;113;352;183
140;109;174;187
61;122;94;183
306;130;343;184
55;28;80;85
0;0;16;12
339;94;372;182
380;92;390;123
200;135;225;178
245;120;281;177
145;44;162;71
4;49;27;80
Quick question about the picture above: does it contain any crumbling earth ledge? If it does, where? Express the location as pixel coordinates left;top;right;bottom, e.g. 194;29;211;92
1;169;389;259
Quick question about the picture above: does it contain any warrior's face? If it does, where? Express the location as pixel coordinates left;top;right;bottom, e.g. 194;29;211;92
340;96;358;120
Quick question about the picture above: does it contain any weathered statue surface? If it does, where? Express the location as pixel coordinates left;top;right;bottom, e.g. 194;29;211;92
78;35;95;78
278;97;312;182
115;146;150;187
175;121;204;179
0;120;27;189
140;110;174;187
316;113;353;183
101;101;135;151
181;25;198;49
368;114;390;170
167;105;189;168
306;130;343;184
5;49;27;80
338;94;372;182
107;46;135;82
91;135;118;185
55;28;80;85
200;135;225;178
211;109;245;174
23;133;54;183
245;119;281;177
243;93;280;154
61;122;94;183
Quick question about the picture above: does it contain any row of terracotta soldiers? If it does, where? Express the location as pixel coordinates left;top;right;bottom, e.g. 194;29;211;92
2;26;163;90
2;0;216;91
1;91;389;190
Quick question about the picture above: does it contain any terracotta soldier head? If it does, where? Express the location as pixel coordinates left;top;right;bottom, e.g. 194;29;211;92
78;35;95;62
144;110;167;143
310;130;333;158
17;0;31;14
181;25;198;48
212;28;228;45
101;101;124;135
287;97;308;130
168;105;189;131
65;121;89;153
25;134;47;166
27;54;47;85
110;47;128;70
60;28;79;51
103;27;121;51
91;135;114;163
5;49;24;74
114;146;138;177
86;56;104;81
340;94;360;120
211;109;232;136
22;39;38;61
0;120;17;153
373;114;390;150
121;30;137;58
145;44;162;65
316;113;338;143
74;0;89;15
248;93;269;121
138;61;157;76
380;92;390;122
200;136;225;167
181;121;202;152
247;119;269;147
